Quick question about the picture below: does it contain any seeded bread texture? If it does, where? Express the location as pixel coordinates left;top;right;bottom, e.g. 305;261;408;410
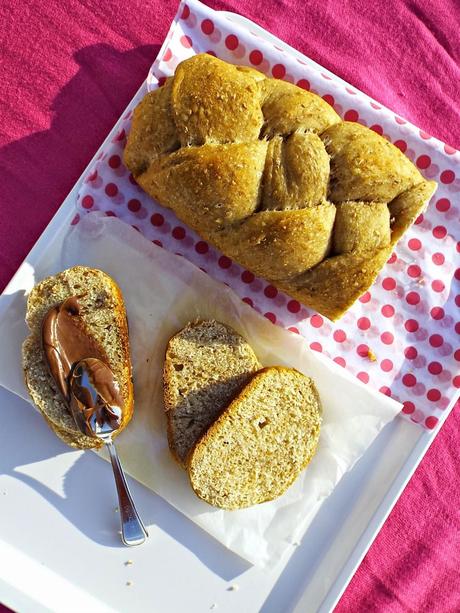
163;320;260;466
22;266;133;449
188;366;322;510
125;53;437;321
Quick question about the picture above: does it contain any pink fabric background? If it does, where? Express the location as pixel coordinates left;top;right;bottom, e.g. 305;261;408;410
0;0;458;611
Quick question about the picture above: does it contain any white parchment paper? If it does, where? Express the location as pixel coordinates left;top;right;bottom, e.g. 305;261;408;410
0;213;401;567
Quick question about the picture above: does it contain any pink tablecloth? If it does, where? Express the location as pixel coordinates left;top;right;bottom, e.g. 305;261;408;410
0;0;459;611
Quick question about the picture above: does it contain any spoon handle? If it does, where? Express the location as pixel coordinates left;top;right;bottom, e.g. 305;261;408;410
106;440;148;546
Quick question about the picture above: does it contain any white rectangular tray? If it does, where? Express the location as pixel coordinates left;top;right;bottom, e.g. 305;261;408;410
0;18;457;613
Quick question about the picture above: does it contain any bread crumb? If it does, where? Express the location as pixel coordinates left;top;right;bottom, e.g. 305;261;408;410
126;581;133;587
367;349;377;362
125;560;134;566
227;584;239;591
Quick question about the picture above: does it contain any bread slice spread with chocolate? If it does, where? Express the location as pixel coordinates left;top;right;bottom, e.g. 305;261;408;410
22;266;133;449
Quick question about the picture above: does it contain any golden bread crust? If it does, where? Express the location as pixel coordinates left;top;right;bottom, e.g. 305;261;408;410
124;54;437;320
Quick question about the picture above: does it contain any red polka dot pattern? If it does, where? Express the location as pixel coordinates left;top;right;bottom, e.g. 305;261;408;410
381;359;393;372
272;64;286;79
128;198;141;212
430;307;445;320
218;256;232;269
287;300;300;313
440;170;455;184
381;304;395;317
109;155;121;168
344;109;359;122
405;319;419;333
310;314;324;328
425;416;438;429
402;401;415;414
225;34;239;50
195;241;208;254
357;317;370;330
436;198;450;212
297;79;310;90
403;374;416;387
180;35;193;48
394;140;407;152
406;291;420;305
416;154;431;169
405;346;417;359
201;19;214;35
357;344;369;357
249;49;263;65
105;183;118;197
381;332;394;345
241;270;254;283
357;372;369;384
408;238;421;251
264;285;278;298
382;277;396;291
82;195;94;209
433;225;447;239
75;6;459;430
172;226;186;240
407;265;421;278
150;213;164;226
429;334;443;348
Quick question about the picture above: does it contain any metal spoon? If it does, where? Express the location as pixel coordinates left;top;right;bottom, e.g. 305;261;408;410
70;359;148;547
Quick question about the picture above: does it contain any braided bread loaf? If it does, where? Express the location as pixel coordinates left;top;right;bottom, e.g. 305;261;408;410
124;54;436;320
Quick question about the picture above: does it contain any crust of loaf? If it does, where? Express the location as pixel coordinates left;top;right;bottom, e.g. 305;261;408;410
163;320;260;466
188;366;322;510
22;267;133;449
124;54;438;320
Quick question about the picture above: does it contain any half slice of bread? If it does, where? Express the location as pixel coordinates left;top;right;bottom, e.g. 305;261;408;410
188;366;322;510
22;266;133;449
163;320;260;466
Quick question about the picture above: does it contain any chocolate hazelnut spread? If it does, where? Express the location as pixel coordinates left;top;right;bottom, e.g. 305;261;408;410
42;297;123;436
70;358;122;436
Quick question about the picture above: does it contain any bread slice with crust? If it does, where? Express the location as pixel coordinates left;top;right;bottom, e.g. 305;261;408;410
188;366;322;510
22;266;133;449
163;320;260;466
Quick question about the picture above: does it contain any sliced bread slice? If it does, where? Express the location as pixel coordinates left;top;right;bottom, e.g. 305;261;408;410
188;366;322;510
22;266;133;449
163;320;260;466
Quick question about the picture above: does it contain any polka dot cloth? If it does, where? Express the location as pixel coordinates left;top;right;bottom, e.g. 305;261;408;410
75;0;460;432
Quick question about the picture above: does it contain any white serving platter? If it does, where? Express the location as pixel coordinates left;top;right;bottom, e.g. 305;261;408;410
1;11;458;613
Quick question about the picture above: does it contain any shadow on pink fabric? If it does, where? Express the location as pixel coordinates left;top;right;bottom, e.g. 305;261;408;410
0;1;459;611
0;42;157;287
